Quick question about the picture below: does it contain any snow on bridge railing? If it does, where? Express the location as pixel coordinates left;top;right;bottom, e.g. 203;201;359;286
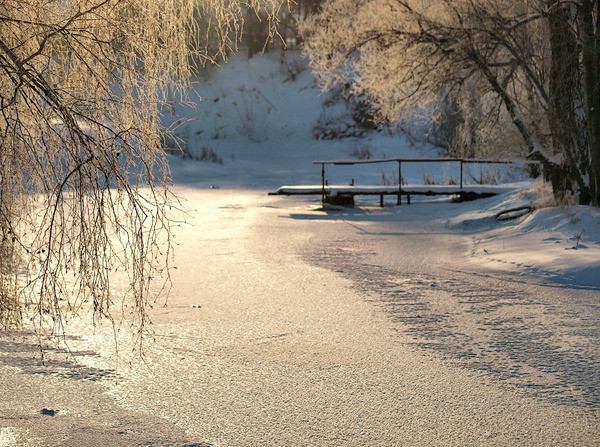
312;157;538;191
304;157;540;206
269;157;540;206
312;157;537;165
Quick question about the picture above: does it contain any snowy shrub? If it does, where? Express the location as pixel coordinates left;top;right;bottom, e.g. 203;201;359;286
314;107;373;140
381;171;400;186
467;169;500;185
233;86;257;138
422;173;437;185
350;96;379;133
169;139;223;164
198;147;224;164
348;144;372;160
280;50;307;82
314;86;380;140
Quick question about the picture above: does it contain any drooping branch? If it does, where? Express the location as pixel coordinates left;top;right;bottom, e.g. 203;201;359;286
0;0;288;345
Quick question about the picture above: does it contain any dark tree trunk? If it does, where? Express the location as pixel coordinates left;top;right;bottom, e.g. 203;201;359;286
547;0;591;204
580;0;600;206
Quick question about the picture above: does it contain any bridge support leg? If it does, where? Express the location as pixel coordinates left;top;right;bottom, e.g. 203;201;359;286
321;163;325;205
380;194;384;207
397;161;402;206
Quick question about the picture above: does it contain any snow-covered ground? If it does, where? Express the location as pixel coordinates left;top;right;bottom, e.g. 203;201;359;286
165;50;600;289
2;51;599;447
164;51;432;190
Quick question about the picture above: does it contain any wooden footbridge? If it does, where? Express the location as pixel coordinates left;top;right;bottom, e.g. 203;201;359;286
269;157;529;206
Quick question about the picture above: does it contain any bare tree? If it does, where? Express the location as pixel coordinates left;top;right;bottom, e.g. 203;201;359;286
0;0;285;344
301;0;599;204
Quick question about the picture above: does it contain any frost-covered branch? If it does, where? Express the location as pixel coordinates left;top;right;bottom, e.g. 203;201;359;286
0;0;287;345
301;0;598;204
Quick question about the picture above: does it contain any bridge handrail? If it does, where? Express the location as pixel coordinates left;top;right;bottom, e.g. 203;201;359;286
312;157;536;166
311;157;538;204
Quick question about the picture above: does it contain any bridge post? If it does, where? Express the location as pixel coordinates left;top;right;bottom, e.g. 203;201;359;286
397;161;402;205
321;163;325;205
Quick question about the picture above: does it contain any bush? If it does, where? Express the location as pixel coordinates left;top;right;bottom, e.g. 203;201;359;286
348;144;372;160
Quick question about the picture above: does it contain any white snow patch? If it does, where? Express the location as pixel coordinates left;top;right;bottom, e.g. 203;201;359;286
0;428;20;447
442;181;600;287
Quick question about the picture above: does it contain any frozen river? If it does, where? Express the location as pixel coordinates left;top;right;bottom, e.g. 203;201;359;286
1;189;599;446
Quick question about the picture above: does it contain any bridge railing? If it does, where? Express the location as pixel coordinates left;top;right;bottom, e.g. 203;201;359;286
312;157;536;205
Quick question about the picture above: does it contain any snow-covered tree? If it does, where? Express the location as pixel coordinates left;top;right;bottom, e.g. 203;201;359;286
301;0;600;205
0;0;285;341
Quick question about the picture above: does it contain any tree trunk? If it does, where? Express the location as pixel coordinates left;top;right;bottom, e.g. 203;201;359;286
547;0;591;204
0;139;20;327
580;0;600;206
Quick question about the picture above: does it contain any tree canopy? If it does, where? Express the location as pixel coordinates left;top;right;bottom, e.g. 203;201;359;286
301;0;600;205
